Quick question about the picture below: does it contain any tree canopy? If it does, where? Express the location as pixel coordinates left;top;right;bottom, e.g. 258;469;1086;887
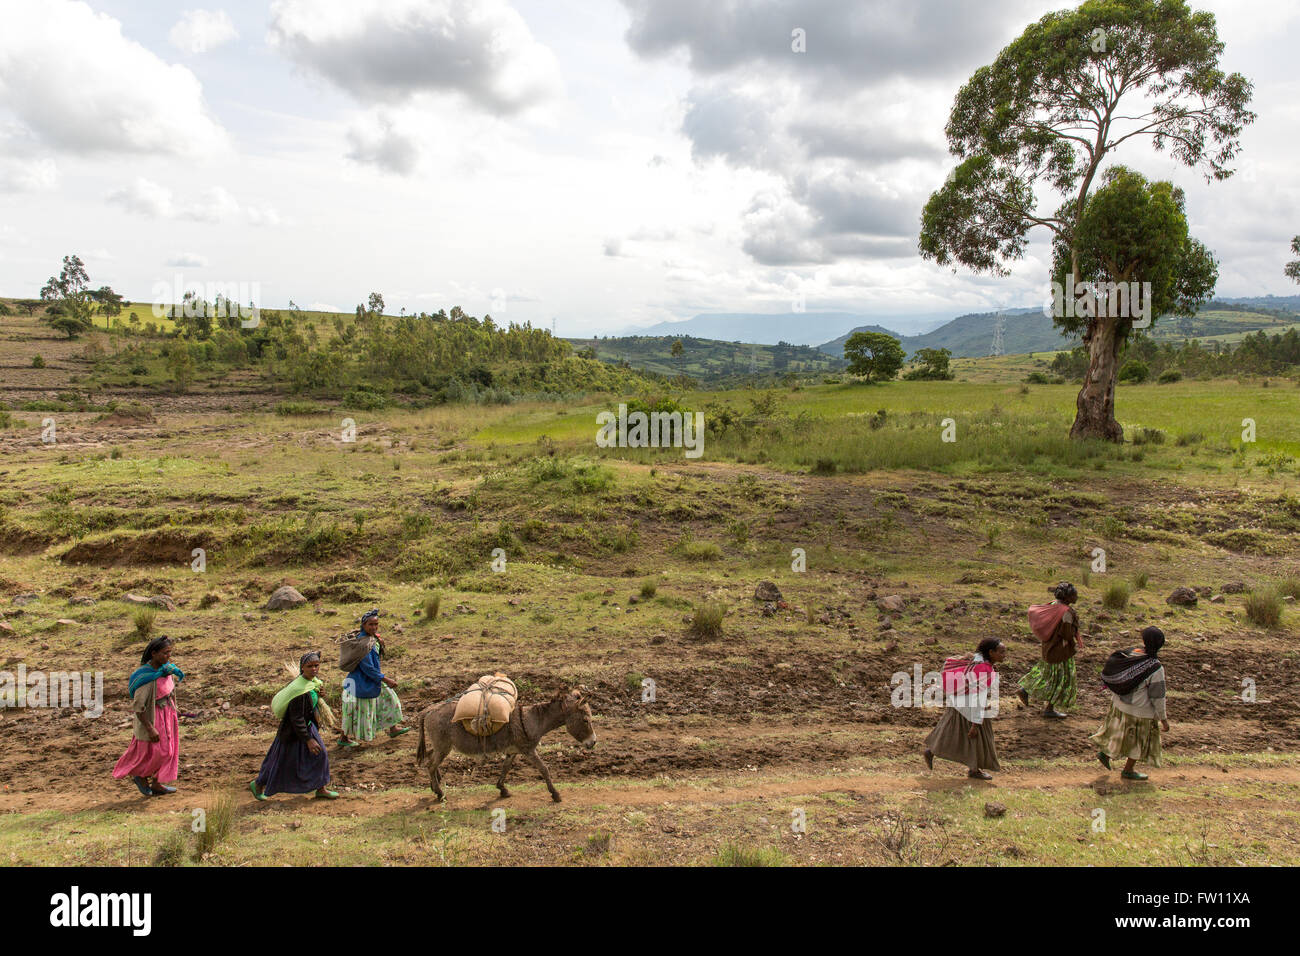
844;331;905;382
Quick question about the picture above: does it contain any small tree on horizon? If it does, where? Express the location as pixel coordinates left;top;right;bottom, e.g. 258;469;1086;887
39;255;96;339
1286;236;1300;284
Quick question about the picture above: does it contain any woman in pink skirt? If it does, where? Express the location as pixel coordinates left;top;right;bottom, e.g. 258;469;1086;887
113;636;184;797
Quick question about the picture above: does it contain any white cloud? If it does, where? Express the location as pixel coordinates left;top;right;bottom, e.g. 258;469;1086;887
246;206;282;227
345;113;421;175
0;0;225;155
107;178;241;222
0;155;57;192
169;9;239;54
167;253;209;267
107;177;176;217
184;186;240;223
267;0;563;116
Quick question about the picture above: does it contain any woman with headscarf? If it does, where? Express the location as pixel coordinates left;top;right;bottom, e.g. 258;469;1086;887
924;637;1007;780
1090;626;1169;781
112;636;184;797
337;609;408;747
1017;582;1083;719
250;651;337;800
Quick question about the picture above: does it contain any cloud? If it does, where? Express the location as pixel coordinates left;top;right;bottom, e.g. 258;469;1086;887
0;155;57;193
345;113;421;174
167;253;209;267
603;238;627;257
0;0;224;155
620;0;1033;87
107;178;243;222
107;177;176;217
169;9;238;54
267;0;563;116
185;186;240;223
617;1;1030;269
246;206;282;227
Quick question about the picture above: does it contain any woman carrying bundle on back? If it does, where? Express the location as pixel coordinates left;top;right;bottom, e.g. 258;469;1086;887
1090;626;1169;781
1017;582;1082;719
250;651;338;800
113;636;184;797
337;609;408;747
923;637;1007;781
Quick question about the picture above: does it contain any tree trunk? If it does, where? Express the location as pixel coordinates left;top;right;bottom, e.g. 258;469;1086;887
1070;315;1124;442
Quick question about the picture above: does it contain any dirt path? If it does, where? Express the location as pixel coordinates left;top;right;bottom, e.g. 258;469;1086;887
4;761;1295;817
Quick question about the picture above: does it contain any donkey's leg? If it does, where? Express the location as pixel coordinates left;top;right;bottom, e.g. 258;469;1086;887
495;753;517;798
524;750;561;802
428;739;452;802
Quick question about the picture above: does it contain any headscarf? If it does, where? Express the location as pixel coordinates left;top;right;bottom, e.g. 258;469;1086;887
299;650;322;672
272;655;324;720
1100;627;1165;696
127;638;184;696
360;609;379;625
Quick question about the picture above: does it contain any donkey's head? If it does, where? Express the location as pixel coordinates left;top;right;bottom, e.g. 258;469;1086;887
560;686;596;749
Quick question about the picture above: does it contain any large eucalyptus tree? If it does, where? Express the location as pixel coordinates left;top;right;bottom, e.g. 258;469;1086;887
919;0;1254;440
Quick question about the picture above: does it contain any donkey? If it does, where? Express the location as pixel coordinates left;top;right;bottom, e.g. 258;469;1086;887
415;687;596;803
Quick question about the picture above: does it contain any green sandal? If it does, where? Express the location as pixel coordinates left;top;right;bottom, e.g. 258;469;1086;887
388;726;410;738
1121;770;1148;781
338;738;358;748
1097;751;1111;770
250;780;268;801
315;788;339;799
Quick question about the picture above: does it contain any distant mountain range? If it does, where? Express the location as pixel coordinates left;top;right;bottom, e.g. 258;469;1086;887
817;307;1073;359
608;296;1299;365
624;311;950;346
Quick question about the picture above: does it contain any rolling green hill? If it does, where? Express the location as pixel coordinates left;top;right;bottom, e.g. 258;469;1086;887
565;334;848;383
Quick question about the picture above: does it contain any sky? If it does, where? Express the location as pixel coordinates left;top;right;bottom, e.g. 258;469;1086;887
0;0;1296;338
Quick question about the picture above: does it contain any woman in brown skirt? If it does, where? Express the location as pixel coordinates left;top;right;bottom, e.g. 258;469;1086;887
924;637;1007;780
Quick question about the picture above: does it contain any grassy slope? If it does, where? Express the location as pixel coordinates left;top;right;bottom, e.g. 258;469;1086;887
1;314;1299;866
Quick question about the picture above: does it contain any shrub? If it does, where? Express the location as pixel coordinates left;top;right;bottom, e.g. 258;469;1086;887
423;593;441;621
133;607;156;636
1244;590;1282;629
1102;582;1131;610
1157;369;1182;384
152;830;188;867
690;601;725;637
1118;360;1150;383
192;789;237;861
1025;371;1051;384
639;580;657;599
275;401;326;416
1132;571;1149;591
681;541;722;562
342;386;387;411
108;401;154;422
712;842;787;867
1131;427;1165;446
1277;577;1300;600
31;354;45;369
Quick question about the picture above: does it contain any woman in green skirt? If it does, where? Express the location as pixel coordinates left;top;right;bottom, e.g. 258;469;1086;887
338;609;409;746
1018;582;1082;719
1091;626;1168;781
